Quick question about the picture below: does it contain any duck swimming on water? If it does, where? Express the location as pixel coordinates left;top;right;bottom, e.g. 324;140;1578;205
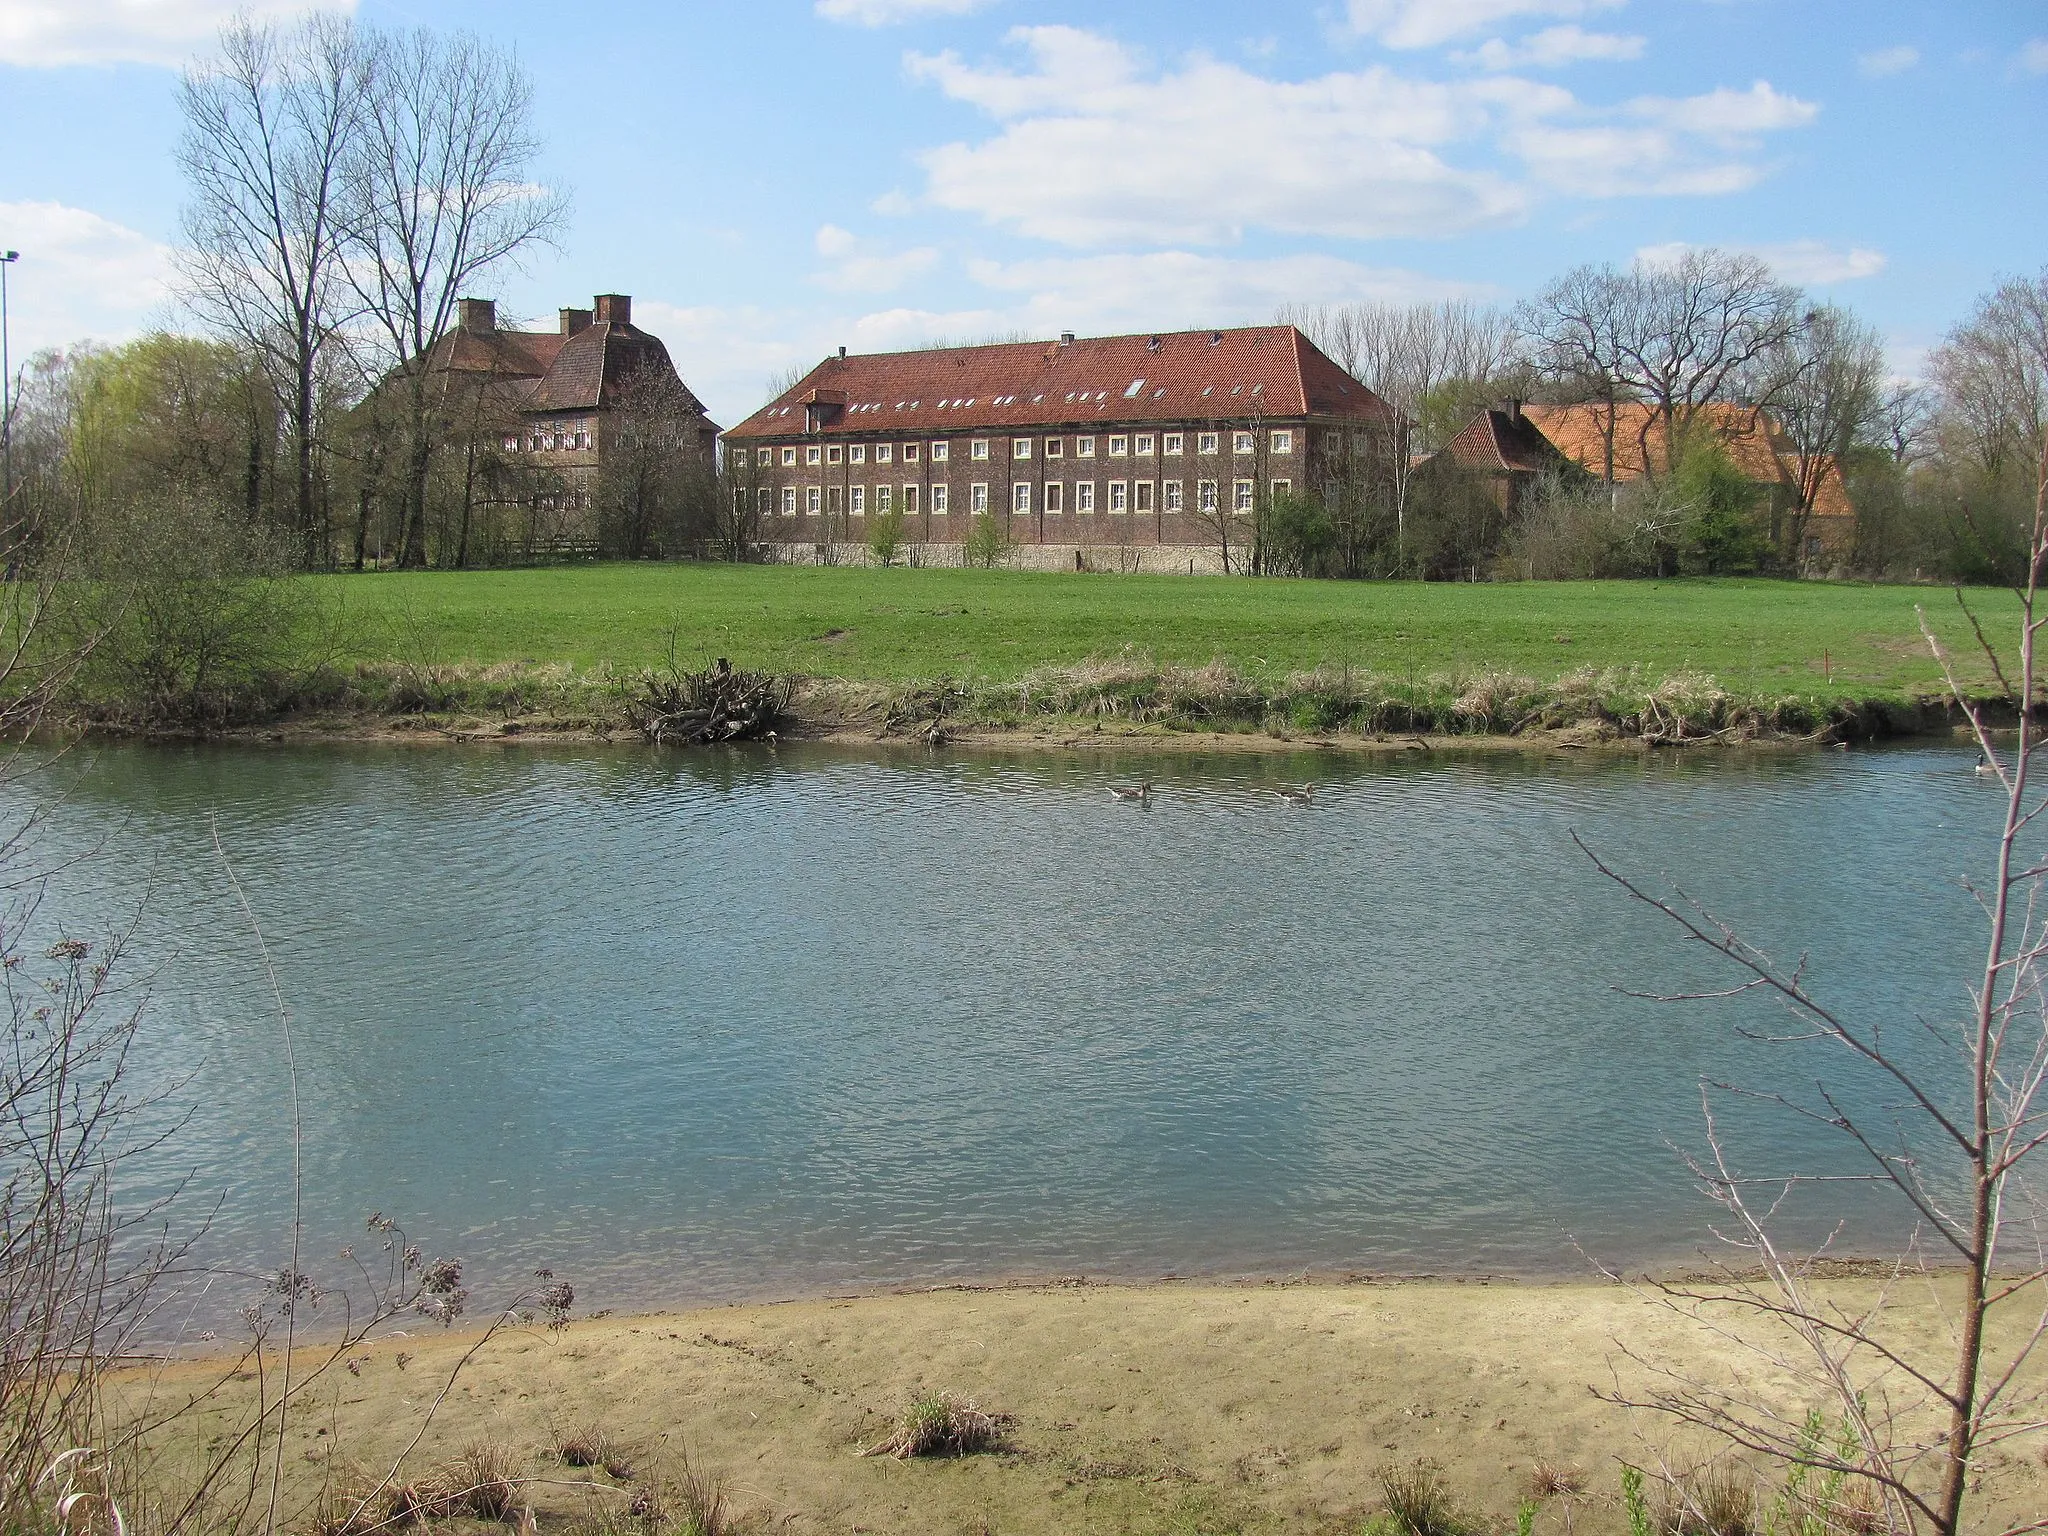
1110;781;1153;805
1272;784;1317;806
1976;752;1999;777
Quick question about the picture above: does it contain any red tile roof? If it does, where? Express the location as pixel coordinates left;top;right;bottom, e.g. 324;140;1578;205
414;310;716;428
1439;408;1574;476
725;326;1393;440
1525;402;1853;518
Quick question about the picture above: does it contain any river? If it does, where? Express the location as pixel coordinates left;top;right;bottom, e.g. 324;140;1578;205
1;740;2002;1321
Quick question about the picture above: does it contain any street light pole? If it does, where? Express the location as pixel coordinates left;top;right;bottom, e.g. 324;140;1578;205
1;251;17;517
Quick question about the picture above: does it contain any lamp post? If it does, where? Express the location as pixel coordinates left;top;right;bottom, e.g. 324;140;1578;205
1;251;17;516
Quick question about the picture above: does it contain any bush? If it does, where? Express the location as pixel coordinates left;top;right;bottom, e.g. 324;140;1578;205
1507;472;1664;579
1672;438;1768;575
1264;489;1338;576
963;512;1016;569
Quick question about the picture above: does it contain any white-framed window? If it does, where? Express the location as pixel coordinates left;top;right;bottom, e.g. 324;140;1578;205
1271;478;1292;498
931;483;949;514
827;444;843;465
828;485;843;515
930;441;950;461
850;444;866;464
1234;431;1255;455
1076;436;1096;458
757;447;772;466
1012;437;1032;460
1198;432;1219;455
1044;438;1064;458
1135;481;1155;513
1164;433;1184;455
970;439;990;461
1045;482;1064;513
877;484;893;513
1108;481;1128;514
1135;434;1155;455
850;485;866;516
781;486;798;515
757;486;773;513
903;442;920;463
806;444;823;465
903;484;919;512
806;486;822;514
730;448;747;471
1165;480;1184;513
1076;481;1096;514
1270;430;1293;455
971;482;989;513
1108;435;1129;457
1013;482;1031;513
876;443;893;464
1198;480;1218;512
505;434;521;452
1234;478;1255;513
1352;432;1370;452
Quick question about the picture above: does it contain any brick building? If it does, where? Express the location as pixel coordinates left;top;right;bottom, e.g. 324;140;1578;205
722;326;1396;570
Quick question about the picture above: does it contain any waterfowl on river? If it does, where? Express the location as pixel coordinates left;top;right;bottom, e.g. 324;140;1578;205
1272;784;1317;806
1110;781;1153;805
1976;752;1999;776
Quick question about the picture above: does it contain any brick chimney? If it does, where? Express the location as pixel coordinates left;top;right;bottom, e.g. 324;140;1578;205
593;294;631;326
559;307;593;336
458;297;496;334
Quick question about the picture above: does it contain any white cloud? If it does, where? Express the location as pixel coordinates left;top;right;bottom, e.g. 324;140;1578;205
809;224;942;294
1635;239;1887;286
0;201;176;353
908;28;1815;241
0;0;351;69
1345;0;1625;50
2021;38;2048;75
1460;25;1644;70
1856;45;1919;79
814;0;988;25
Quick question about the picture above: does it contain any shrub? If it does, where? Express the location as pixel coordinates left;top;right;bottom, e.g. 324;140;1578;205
963;512;1016;569
862;1390;1012;1459
866;505;906;566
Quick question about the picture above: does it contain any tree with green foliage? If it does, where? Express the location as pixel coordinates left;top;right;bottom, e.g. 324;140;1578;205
866;503;906;566
1671;437;1766;574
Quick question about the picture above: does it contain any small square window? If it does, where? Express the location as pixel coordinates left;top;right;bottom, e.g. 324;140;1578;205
1164;480;1184;513
1271;478;1292;498
850;444;866;464
1351;432;1370;452
1044;438;1064;458
1077;436;1096;458
827;444;843;465
1108;435;1128;457
1012;438;1032;460
806;444;823;466
903;443;919;463
1198;433;1219;455
757;447;772;465
931;441;950;461
1045;482;1064;513
1270;430;1293;455
877;443;893;464
931;484;949;514
1012;482;1031;513
1076;481;1096;514
971;482;989;513
1164;434;1184;455
780;447;797;466
1234;432;1255;455
1108;481;1128;514
1136;481;1155;513
970;439;990;461
1234;478;1255;513
1135;434;1155;455
1198;480;1218;512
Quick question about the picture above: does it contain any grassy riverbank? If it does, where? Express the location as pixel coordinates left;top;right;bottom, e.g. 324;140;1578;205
129;1278;2046;1534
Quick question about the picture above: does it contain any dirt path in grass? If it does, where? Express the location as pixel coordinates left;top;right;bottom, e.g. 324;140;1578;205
121;1277;2045;1534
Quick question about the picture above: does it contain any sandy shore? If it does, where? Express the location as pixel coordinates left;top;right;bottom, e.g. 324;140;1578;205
125;1277;2045;1534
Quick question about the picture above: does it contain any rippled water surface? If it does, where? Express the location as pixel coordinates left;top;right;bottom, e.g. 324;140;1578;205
5;740;2005;1313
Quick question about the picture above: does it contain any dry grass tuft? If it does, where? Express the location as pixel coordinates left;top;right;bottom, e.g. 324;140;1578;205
861;1390;1013;1459
446;1440;519;1521
1377;1458;1469;1536
558;1425;614;1469
1528;1461;1588;1498
1660;1465;1755;1536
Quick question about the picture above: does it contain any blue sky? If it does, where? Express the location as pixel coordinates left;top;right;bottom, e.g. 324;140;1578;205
3;0;2044;426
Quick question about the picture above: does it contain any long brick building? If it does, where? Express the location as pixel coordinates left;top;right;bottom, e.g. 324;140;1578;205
722;326;1396;569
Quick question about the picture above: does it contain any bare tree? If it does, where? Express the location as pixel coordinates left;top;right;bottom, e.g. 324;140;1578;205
1578;435;2048;1534
177;13;370;569
1753;303;1888;564
1931;269;2048;484
343;27;566;569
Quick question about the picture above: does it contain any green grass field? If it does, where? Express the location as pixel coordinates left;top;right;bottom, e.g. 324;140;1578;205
322;563;2007;702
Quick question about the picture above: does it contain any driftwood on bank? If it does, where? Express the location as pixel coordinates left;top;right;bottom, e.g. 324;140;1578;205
627;658;791;745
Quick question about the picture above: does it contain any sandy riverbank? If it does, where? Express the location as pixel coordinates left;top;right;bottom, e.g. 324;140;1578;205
124;1277;2045;1534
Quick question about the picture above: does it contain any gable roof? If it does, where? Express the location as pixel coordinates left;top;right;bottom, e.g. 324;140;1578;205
1523;401;1854;517
725;326;1394;440
1439;407;1577;477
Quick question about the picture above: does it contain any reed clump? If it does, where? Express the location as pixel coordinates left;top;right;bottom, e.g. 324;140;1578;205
861;1391;1012;1459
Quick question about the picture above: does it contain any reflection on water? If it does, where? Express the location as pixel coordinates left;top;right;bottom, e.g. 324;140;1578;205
4;739;2005;1314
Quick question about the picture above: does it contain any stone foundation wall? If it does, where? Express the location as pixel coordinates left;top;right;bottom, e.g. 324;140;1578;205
756;542;1236;574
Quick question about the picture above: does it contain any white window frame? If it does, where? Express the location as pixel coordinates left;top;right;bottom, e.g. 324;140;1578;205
1012;437;1032;460
1012;482;1031;514
1198;432;1219;455
1044;438;1064;459
1135;481;1155;513
1233;432;1255;455
930;441;950;462
1076;436;1097;458
780;486;797;516
903;442;920;463
757;447;772;466
876;443;893;464
1108;435;1129;457
879;484;895;513
757;486;773;514
1271;478;1292;499
931;484;949;515
1165;480;1184;513
1164;433;1184;456
971;482;989;513
970;439;990;461
1135;434;1155;456
806;486;822;514
826;444;843;465
1108;480;1128;514
806;444;823;466
1045;482;1064;514
850;485;866;517
903;484;919;513
849;444;866;464
1076;481;1096;514
1234;478;1255;513
730;448;747;471
1270;430;1293;455
781;447;798;467
1198;480;1218;513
